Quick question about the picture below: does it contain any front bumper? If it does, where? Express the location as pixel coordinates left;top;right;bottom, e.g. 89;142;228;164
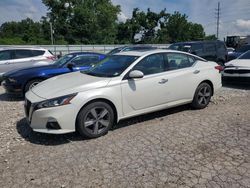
2;81;23;95
24;98;78;134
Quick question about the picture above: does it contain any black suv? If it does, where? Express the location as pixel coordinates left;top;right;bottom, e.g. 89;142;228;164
169;40;227;65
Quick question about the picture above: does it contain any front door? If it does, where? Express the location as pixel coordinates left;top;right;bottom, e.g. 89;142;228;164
121;53;171;114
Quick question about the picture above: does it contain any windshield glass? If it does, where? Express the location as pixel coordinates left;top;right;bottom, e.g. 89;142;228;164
53;54;74;67
107;47;124;55
82;55;139;77
238;51;250;59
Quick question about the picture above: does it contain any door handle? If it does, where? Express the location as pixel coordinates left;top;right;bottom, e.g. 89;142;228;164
159;78;168;84
5;62;10;65
193;70;200;74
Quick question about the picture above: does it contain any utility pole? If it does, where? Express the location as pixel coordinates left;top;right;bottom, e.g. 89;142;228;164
215;2;221;39
50;22;54;45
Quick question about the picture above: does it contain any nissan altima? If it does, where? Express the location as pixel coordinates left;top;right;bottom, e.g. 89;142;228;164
25;50;222;138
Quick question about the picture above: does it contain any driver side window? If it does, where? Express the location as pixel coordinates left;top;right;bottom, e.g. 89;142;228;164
71;55;100;67
133;54;165;75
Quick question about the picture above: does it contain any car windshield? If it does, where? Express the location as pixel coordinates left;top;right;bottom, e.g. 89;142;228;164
53;54;74;67
235;45;250;53
238;51;250;59
82;55;139;77
107;47;124;55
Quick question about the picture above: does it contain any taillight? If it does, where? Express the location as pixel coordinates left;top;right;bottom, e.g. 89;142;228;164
46;56;56;61
215;65;224;73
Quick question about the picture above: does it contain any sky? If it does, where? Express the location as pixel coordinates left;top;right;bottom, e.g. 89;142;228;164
0;0;250;39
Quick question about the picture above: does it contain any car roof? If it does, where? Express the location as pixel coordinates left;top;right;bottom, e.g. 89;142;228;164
115;49;187;56
171;40;223;45
67;52;106;56
0;47;48;51
115;49;208;61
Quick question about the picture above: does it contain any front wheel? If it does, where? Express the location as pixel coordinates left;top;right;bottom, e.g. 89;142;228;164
191;83;212;109
76;101;114;139
24;79;43;93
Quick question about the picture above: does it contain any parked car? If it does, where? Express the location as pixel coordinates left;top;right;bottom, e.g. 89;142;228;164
169;40;227;65
223;50;250;83
227;47;235;54
25;49;222;138
2;52;106;96
227;44;250;61
0;47;55;77
107;45;157;55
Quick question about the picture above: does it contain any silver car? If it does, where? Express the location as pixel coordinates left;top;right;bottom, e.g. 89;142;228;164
0;47;55;77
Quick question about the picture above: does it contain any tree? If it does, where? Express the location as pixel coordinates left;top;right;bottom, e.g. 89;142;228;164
42;0;121;44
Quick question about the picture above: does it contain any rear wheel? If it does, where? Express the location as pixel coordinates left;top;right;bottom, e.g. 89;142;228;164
24;79;43;93
76;101;114;139
191;83;212;109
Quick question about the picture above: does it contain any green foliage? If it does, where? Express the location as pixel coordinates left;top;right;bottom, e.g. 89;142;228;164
0;1;211;45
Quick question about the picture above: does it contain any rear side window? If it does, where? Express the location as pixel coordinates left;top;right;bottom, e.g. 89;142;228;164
165;53;195;70
217;42;226;52
191;43;203;55
204;43;216;53
71;55;100;66
0;50;11;61
32;50;45;57
14;50;32;59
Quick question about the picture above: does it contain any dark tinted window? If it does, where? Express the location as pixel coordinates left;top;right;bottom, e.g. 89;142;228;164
133;54;165;75
165;53;195;70
14;50;32;59
0;50;11;61
107;47;123;55
217;42;226;51
238;51;250;59
71;55;100;66
32;50;45;56
191;43;203;55
204;43;216;53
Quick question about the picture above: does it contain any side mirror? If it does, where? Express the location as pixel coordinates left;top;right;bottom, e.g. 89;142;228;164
67;63;75;71
129;70;144;79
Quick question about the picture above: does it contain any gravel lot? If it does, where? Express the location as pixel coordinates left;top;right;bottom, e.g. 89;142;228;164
0;84;249;188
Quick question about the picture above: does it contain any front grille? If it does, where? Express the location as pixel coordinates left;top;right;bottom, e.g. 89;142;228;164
224;69;250;74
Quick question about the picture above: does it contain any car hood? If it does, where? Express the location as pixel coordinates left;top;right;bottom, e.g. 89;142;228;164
225;59;250;68
4;65;56;78
31;71;111;99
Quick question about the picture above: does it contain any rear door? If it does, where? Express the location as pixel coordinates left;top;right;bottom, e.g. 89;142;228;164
162;52;199;102
0;50;13;74
5;49;36;72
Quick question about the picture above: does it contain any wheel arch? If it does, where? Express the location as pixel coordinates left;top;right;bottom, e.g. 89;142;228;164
198;80;214;96
22;77;46;94
75;98;119;129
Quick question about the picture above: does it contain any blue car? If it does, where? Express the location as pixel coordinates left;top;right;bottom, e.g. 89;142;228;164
2;52;106;96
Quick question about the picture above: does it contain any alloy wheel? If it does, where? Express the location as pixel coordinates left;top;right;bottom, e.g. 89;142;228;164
83;107;111;135
197;86;211;105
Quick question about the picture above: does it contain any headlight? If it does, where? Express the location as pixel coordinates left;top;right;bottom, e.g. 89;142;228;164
8;78;17;83
36;93;77;109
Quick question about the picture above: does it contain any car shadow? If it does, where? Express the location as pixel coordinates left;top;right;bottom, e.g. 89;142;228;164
16;104;190;146
222;81;250;90
0;92;23;102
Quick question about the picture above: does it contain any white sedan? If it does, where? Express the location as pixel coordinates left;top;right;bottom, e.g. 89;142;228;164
223;50;250;83
25;50;222;138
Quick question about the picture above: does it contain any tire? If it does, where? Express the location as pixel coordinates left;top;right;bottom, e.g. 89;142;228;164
191;83;212;109
76;101;114;139
24;79;43;93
